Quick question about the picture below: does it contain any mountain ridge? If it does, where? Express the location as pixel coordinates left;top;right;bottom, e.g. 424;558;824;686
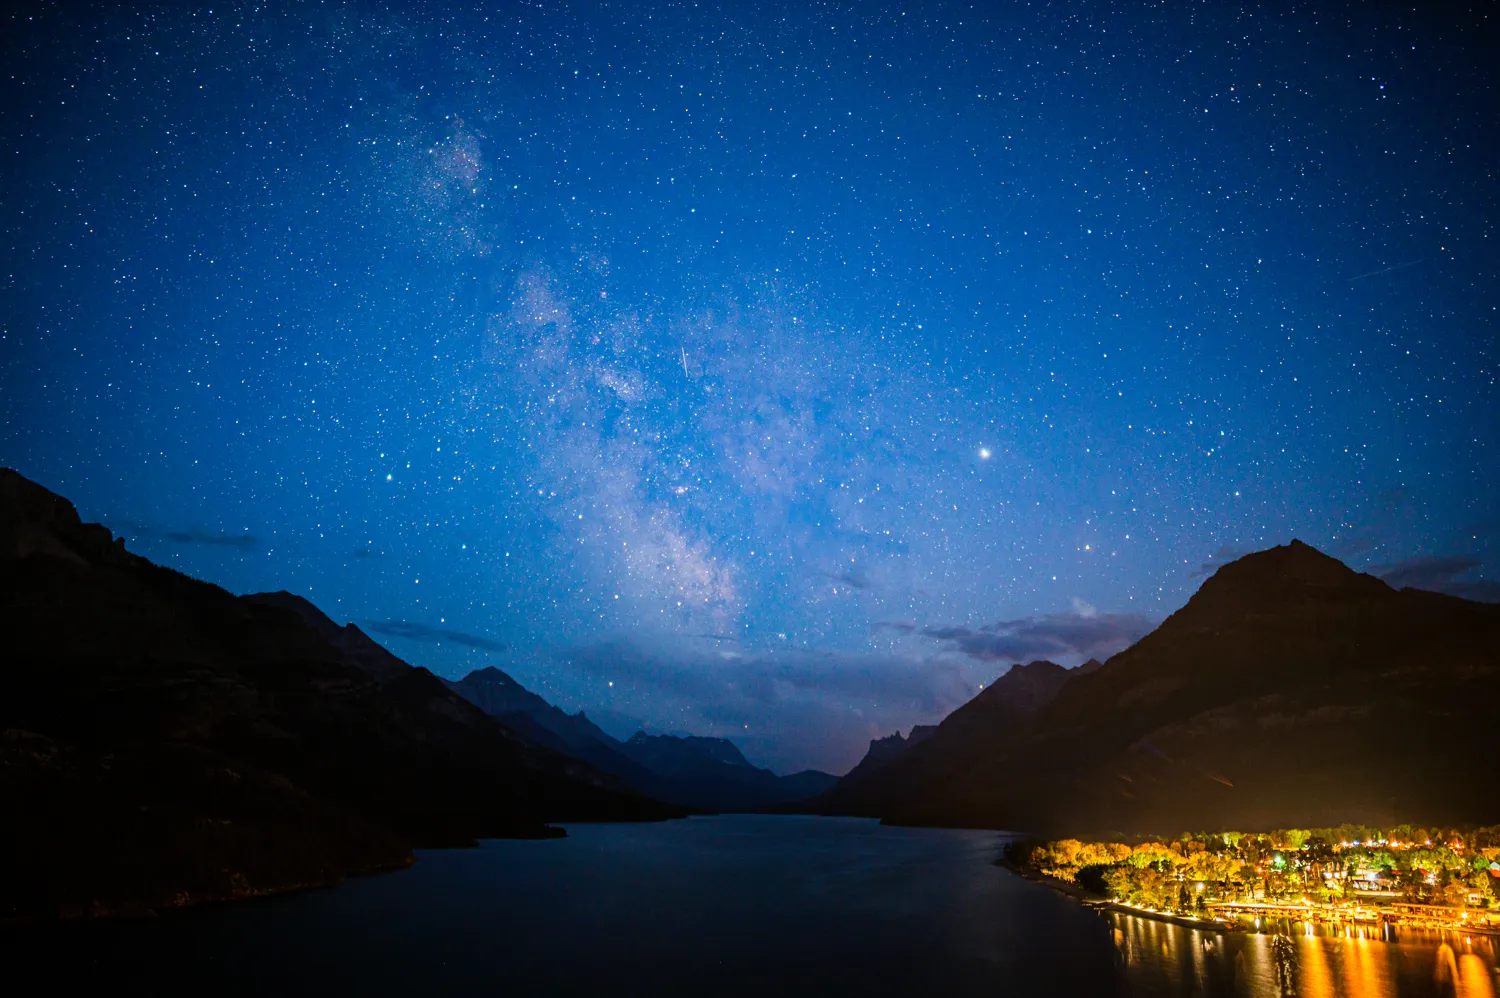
808;659;1081;818
817;540;1500;835
0;468;680;921
445;668;838;810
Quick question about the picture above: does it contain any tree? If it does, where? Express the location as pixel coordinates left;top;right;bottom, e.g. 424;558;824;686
1468;871;1495;908
1129;842;1181;870
1104;866;1136;902
1186;850;1241;888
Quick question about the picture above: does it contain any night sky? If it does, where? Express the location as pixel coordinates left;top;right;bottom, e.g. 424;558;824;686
3;1;1496;773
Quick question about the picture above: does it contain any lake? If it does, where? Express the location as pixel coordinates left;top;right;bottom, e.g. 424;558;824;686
4;815;1495;996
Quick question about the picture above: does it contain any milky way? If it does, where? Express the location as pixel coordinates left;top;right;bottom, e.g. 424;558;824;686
2;2;1496;771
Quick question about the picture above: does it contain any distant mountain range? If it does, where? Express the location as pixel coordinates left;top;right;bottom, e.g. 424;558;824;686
0;468;682;921
804;541;1500;836
445;667;837;811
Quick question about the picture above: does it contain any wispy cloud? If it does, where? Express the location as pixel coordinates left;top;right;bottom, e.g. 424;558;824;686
364;620;506;652
820;564;874;590
109;520;258;549
883;605;1157;666
1193;544;1249;577
921;625;973;641
1370;555;1499;602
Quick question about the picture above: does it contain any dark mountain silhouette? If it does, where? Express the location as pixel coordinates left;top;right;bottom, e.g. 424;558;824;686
444;667;662;791
243;590;415;684
446;668;837;810
835;725;937;789
616;732;838;812
807;541;1500;836
809;661;1076;818
0;469;679;921
774;768;844;802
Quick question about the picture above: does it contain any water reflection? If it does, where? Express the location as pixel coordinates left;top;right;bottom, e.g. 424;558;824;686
0;818;1493;998
1109;912;1498;997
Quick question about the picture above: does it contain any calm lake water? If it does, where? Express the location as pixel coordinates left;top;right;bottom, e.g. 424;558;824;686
4;815;1496;996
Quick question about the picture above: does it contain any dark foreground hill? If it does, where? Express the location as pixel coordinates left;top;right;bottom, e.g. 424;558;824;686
447;667;837;810
808;541;1500;836
0;469;679;921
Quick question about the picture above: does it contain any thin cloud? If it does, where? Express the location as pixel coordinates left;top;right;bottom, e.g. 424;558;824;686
921;625;972;641
110;520;258;549
820;565;874;590
364;620;506;652
903;609;1156;665
1371;555;1481;590
1370;555;1499;602
1193;545;1249;577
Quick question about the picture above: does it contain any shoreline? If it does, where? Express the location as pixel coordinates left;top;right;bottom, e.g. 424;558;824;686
997;859;1236;934
998;861;1500;939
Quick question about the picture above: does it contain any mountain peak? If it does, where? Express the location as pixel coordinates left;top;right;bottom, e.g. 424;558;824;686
1217;539;1360;582
1003;658;1064;676
241;590;414;683
243;589;333;624
1;467;126;566
462;665;518;686
1187;540;1390;617
978;659;1068;701
1;467;78;527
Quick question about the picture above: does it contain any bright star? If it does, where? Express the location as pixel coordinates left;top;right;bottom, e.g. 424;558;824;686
978;447;992;460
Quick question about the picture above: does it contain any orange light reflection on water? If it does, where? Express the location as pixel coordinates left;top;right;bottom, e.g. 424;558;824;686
1299;930;1335;998
1340;929;1393;998
1108;912;1499;997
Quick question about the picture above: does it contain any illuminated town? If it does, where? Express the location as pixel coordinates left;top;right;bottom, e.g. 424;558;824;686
1013;824;1500;934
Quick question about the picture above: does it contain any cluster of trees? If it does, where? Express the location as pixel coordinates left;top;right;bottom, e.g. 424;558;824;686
1011;824;1500;916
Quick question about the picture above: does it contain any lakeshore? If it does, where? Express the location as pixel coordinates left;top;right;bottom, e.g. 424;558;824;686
1001;858;1237;933
1009;824;1500;941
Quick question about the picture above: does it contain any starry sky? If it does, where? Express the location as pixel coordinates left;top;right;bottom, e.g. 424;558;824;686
2;1;1497;774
